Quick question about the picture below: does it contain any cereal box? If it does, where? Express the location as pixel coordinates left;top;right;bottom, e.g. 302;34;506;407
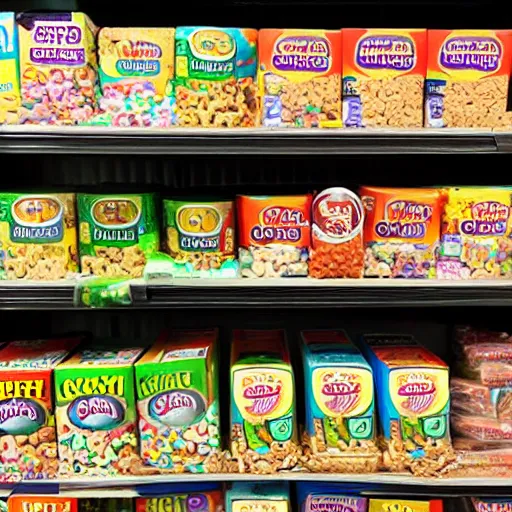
8;496;78;512
96;27;175;127
0;13;20;125
359;187;443;278
229;329;299;473
16;12;99;125
425;30;512;128
361;334;420;348
0;338;80;481
226;482;290;512
301;330;378;473
54;343;144;477
437;187;512;279
0;193;78;280
472;498;512;512
258;29;342;128
77;193;160;278
360;339;452;474
174;27;258;127
135;329;220;474
237;194;312;278
163;199;238;277
297;484;367;512
369;500;443;512
342;29;427;128
80;499;133;512
309;188;365;278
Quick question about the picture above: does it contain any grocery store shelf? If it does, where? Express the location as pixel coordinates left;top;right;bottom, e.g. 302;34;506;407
0;125;507;155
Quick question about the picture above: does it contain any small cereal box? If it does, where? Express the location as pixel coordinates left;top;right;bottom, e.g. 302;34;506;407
96;28;175;127
0;13;21;125
135;329;220;474
359;186;443;278
163;199;238;277
230;329;299;473
369;500;443;512
0;193;78;280
16;12;99;125
301;330;379;473
174;27;258;127
342;29;427;128
258;29;342;128
426;30;512;128
438;187;512;279
298;484;367;512
8;496;78;512
54;343;145;477
226;482;290;512
237;194;312;278
360;338;451;474
0;338;80;480
309;188;365;278
77;193;160;278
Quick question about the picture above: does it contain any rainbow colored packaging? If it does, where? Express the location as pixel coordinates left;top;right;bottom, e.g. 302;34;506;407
0;13;20;125
135;329;220;474
298;483;368;512
369;499;443;512
54;343;144;477
16;12;99;125
229;329;299;473
226;482;290;512
301;330;379;473
8;496;77;512
0;338;79;481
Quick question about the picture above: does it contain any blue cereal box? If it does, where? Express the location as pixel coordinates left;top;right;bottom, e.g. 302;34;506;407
226;483;290;512
0;13;20;125
301;330;379;473
297;483;368;512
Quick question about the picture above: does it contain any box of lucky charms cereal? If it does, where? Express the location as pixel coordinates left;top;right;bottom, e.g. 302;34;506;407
229;329;299;473
135;329;220;474
174;27;258;127
95;28;175;127
0;338;80;481
301;330;379;473
0;13;21;125
16;12;99;125
54;343;145;477
8;496;78;512
226;482;290;512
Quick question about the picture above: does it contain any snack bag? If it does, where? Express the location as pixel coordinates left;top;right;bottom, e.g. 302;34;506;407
16;12;99;125
438;187;512;279
0;193;78;280
163;199;237;277
0;13;20;125
54;343;144;477
226;482;290;512
343;29;427;128
301;330;379;473
0;338;80;480
174;27;258;127
360;187;442;278
229;330;299;473
77;193;159;278
451;412;512;441
310;188;364;278
8;497;78;512
237;194;311;278
135;329;220;474
95;27;176;127
369;500;443;512
298;484;368;512
426;30;512;128
258;29;342;128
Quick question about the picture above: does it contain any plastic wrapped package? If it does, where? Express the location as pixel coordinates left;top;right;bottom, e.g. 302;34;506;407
451;412;512;442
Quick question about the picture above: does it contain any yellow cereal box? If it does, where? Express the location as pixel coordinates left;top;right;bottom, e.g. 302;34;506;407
369;499;443;512
0;13;20;124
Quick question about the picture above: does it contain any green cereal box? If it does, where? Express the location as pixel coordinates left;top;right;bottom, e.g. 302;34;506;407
54;343;145;477
135;329;220;474
77;193;159;278
0;193;78;280
0;13;21;125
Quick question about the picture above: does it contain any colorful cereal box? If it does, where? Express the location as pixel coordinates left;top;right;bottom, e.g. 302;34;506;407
309;188;365;278
174;27;258;127
0;13;20;125
369;500;443;512
342;29;427;128
301;330;378;473
426;30;512;128
95;27;175;127
135;329;220;474
226;482;290;512
54;343;144;477
77;193;160;278
360;339;451;474
437;187;512;279
237;194;312;278
298;484;368;512
229;329;299;473
0;338;79;480
16;12;99;125
472;498;512;512
258;29;342;128
359;187;443;278
8;496;78;512
163;199;238;277
0;193;78;280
